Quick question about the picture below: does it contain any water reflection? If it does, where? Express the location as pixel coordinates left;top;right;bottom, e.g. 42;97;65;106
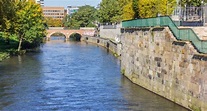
0;38;189;111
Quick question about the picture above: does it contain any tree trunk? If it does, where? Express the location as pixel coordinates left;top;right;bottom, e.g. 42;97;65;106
17;36;23;52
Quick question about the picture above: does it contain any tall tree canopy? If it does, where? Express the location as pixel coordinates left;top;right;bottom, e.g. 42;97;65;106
99;0;177;21
0;0;46;51
98;0;122;23
0;0;16;43
123;1;135;20
15;0;46;51
122;0;177;19
45;17;63;27
63;5;97;29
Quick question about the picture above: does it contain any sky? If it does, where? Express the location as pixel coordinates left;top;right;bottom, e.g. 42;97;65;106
44;0;101;8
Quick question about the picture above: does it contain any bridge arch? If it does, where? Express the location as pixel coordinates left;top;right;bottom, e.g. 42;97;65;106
50;31;67;37
69;33;82;41
46;28;96;41
47;31;70;41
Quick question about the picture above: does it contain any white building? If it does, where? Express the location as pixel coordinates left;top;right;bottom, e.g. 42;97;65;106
36;0;44;7
66;6;79;16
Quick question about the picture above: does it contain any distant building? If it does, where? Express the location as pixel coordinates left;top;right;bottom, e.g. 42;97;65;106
66;6;79;16
42;7;65;19
36;0;44;7
96;4;100;9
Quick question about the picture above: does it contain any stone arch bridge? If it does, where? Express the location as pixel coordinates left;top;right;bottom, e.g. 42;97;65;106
46;27;95;41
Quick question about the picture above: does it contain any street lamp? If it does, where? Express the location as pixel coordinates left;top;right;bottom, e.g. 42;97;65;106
201;0;204;25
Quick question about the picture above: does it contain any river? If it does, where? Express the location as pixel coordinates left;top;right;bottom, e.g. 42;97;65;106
0;37;189;111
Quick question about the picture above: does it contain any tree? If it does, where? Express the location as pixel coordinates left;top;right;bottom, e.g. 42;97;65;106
45;17;63;27
138;0;158;18
62;15;71;28
98;0;122;23
0;0;46;52
0;0;16;44
122;0;177;19
132;0;140;18
180;0;207;7
118;0;131;20
123;1;135;20
15;0;46;51
65;5;97;29
157;0;177;16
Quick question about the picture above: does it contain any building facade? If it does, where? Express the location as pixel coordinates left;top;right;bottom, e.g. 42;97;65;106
36;0;44;7
42;7;65;19
66;6;79;16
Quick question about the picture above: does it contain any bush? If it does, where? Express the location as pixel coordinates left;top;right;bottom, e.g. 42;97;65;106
0;52;10;61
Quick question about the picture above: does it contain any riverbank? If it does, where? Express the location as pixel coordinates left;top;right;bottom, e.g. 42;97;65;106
0;48;40;62
0;52;10;62
81;36;122;58
81;35;195;111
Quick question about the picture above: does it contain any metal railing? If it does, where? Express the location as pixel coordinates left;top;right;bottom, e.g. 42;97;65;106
122;16;207;53
102;25;117;29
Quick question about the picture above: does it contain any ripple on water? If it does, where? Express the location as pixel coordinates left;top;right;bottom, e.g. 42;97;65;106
0;40;189;111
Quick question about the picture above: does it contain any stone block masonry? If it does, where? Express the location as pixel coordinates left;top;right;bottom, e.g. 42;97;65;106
81;30;207;110
120;27;207;111
81;36;121;58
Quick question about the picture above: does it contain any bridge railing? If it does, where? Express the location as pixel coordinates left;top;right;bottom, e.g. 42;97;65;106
122;16;207;54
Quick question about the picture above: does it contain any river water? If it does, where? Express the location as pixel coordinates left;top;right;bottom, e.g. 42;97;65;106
0;37;189;111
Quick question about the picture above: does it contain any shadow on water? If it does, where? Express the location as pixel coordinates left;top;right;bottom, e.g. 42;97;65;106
69;33;81;41
120;76;190;111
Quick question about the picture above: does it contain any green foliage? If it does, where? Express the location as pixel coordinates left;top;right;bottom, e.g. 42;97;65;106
0;0;16;44
157;0;177;16
123;1;135;20
0;0;16;31
138;0;157;18
15;0;46;51
0;0;46;52
132;0;139;18
180;0;207;7
62;15;71;27
63;5;97;29
121;69;125;74
118;0;131;8
0;52;10;61
122;0;177;20
45;17;63;27
72;5;97;27
98;0;122;23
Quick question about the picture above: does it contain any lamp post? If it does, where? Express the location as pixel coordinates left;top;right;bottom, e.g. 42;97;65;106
178;0;183;22
201;0;204;26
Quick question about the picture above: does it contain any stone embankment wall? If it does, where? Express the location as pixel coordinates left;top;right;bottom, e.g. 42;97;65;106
99;24;122;40
120;27;207;111
81;36;121;57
